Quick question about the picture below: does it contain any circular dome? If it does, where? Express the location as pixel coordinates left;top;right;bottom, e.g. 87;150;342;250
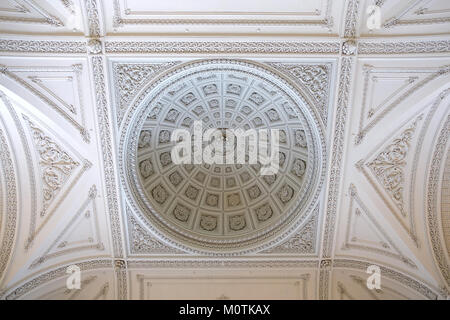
120;59;325;255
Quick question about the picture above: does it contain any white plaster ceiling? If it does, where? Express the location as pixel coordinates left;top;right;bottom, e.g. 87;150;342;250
0;0;449;300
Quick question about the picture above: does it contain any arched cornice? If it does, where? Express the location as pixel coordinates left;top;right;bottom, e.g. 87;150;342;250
0;109;18;285
426;107;450;288
333;259;441;300
0;259;113;300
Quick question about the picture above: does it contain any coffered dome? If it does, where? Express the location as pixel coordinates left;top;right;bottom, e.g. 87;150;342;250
121;59;325;254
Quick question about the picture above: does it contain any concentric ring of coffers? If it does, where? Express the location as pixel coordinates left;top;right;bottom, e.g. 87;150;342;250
120;59;325;254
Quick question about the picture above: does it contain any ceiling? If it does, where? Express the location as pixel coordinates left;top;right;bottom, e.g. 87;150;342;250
0;0;449;300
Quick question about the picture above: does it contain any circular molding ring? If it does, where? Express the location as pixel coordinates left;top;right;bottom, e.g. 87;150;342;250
119;59;326;255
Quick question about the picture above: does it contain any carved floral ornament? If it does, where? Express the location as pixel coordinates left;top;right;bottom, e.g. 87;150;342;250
119;59;326;255
87;39;102;55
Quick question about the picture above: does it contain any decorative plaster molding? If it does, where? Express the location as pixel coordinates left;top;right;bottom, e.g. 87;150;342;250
60;0;76;15
384;17;450;28
379;0;450;28
84;0;102;37
36;275;98;299
86;1;127;300
344;184;417;268
322;57;354;258
261;204;319;255
356;64;427;146
342;39;357;55
24;116;81;216
265;62;332;126
427;112;450;287
358;40;450;54
87;38;102;55
112;61;180;125
21;115;92;250
2;39;447;56
113;18;334;28
90;56;124;258
114;259;127;300
441;154;450;256
127;259;319;269
356;114;424;246
128;209;184;255
119;59;326;255
104;41;341;54
29;185;104;269
343;0;360;38
0;39;86;54
135;273;311;300
318;258;332;300
367;118;420;215
410;88;450;252
0;122;17;284
349;274;411;300
0;92;37;252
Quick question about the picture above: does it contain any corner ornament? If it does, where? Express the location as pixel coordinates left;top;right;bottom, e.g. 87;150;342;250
342;40;357;56
87;39;102;55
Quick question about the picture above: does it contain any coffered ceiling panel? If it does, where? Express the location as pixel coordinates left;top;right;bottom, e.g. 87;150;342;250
127;267;318;300
102;0;345;35
358;0;450;36
335;56;450;291
0;0;86;34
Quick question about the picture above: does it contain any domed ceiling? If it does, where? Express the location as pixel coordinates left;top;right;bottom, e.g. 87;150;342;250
121;60;325;254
